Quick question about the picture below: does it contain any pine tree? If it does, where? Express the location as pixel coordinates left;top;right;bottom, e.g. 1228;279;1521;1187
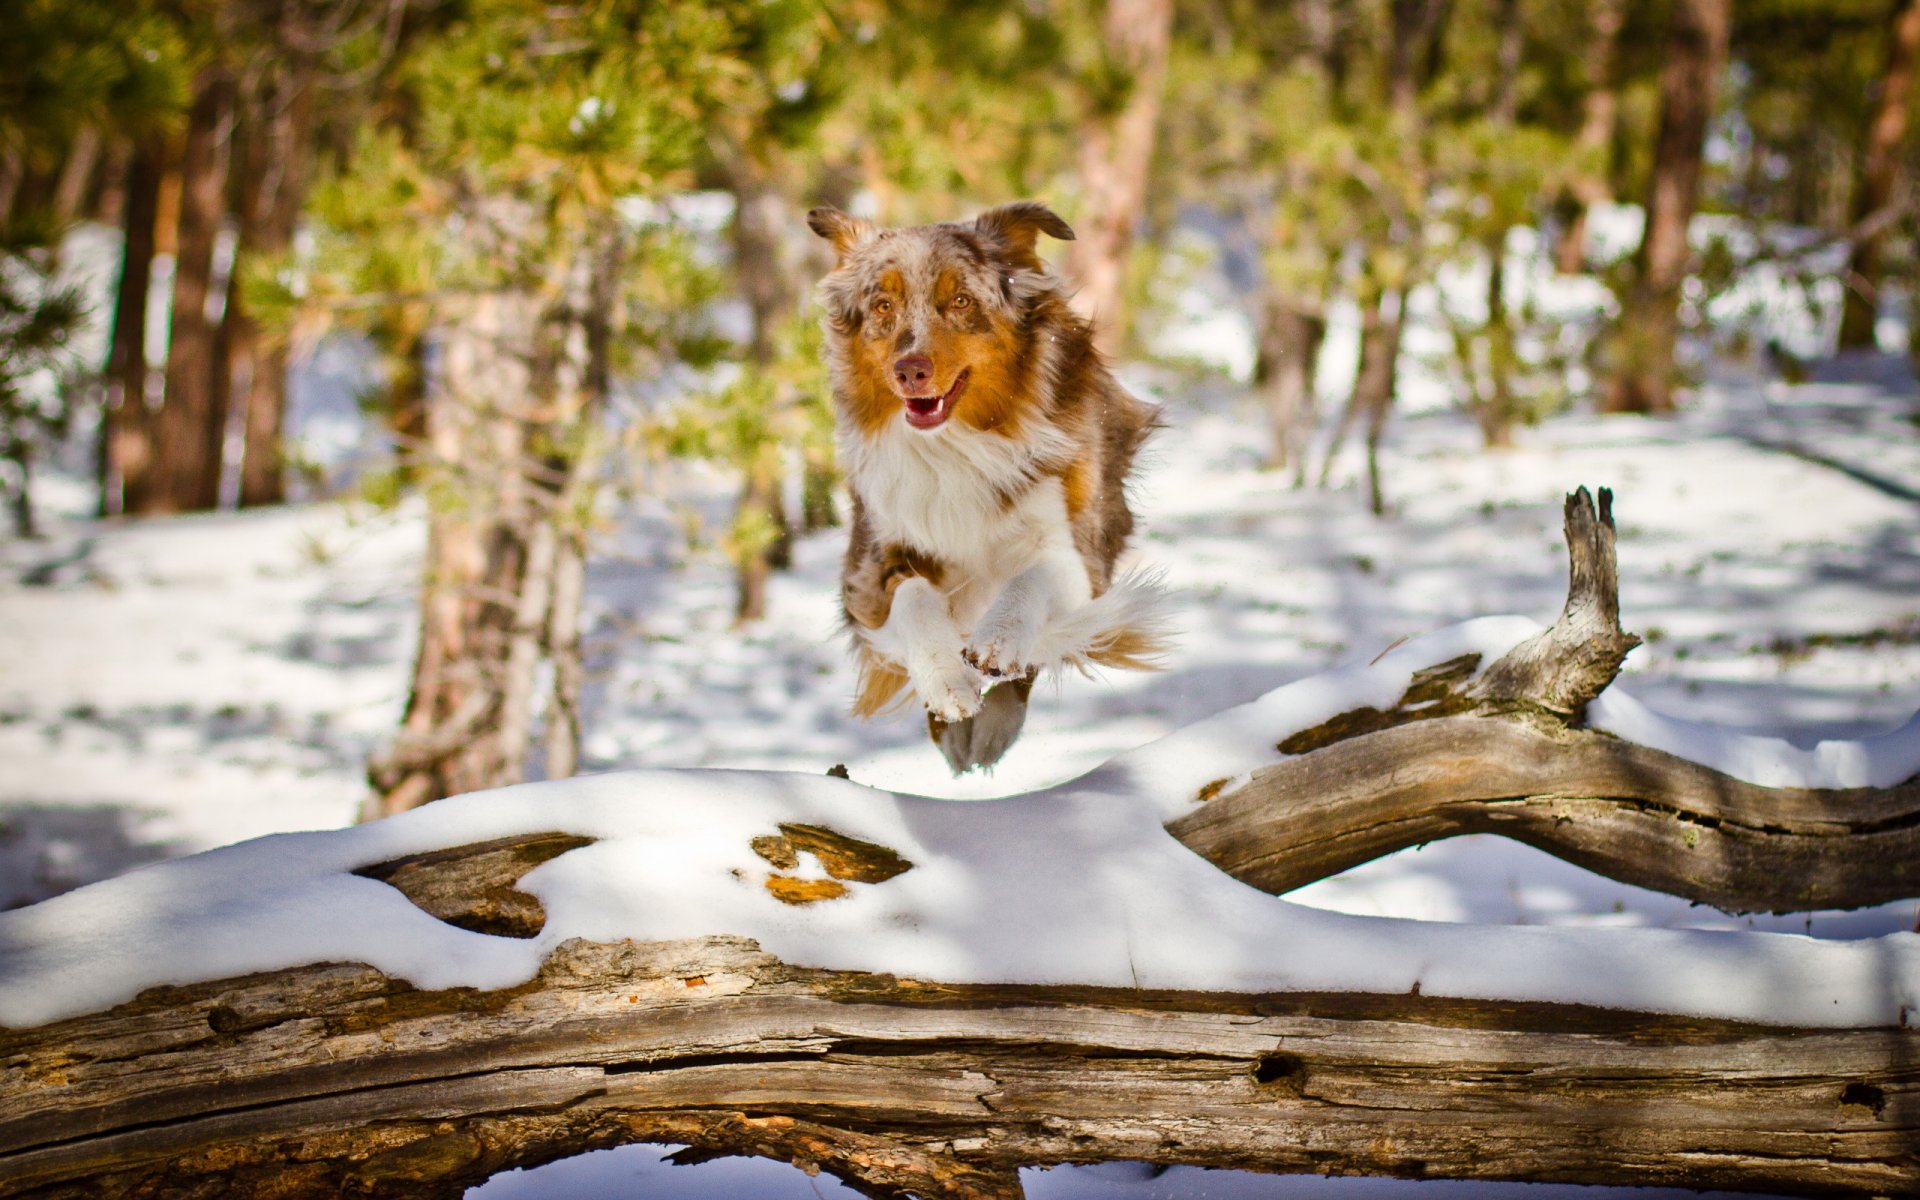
309;0;755;813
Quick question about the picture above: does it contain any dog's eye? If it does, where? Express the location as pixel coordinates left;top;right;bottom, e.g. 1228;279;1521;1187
951;293;972;311
873;298;893;315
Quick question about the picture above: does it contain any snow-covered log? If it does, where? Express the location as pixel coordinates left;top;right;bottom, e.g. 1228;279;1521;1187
3;488;1918;1198
2;835;1915;1199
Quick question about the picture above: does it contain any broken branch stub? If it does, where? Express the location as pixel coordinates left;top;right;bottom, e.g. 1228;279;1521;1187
1468;485;1641;720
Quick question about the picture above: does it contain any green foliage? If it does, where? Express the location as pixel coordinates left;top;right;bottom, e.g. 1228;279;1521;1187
651;309;834;567
0;231;87;531
0;0;191;166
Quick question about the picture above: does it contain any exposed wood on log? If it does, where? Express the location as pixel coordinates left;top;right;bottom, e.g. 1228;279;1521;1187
3;933;1915;1199
356;831;595;938
1170;715;1920;912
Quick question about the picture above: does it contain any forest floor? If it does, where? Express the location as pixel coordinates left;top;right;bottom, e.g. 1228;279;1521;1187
2;338;1917;1197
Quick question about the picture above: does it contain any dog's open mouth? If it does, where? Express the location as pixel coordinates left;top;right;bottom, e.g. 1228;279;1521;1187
903;368;969;430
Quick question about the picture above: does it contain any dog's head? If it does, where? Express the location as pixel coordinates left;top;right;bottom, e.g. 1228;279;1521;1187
807;202;1077;437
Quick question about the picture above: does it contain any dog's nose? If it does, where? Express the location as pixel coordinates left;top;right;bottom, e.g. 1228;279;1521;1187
893;355;933;391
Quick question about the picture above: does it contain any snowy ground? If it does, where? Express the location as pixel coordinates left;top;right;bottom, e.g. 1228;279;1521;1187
3;239;1919;1193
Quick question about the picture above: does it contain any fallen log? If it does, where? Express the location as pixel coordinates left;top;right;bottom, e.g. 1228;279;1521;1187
4;911;1916;1199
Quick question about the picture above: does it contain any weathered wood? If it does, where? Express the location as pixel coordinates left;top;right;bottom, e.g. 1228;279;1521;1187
1467;486;1640;718
1171;715;1920;912
1177;486;1919;915
3;933;1915;1199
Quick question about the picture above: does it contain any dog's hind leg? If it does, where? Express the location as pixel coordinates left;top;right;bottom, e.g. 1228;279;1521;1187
929;672;1035;773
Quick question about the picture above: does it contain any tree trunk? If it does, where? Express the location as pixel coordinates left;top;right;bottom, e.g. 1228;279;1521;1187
1555;0;1624;274
1251;292;1324;474
100;144;165;517
1358;296;1405;516
50;124;101;226
233;63;317;508
146;68;236;514
1603;0;1729;414
1478;0;1524;449
1837;0;1920;350
726;157;799;594
1064;0;1175;354
366;290;543;817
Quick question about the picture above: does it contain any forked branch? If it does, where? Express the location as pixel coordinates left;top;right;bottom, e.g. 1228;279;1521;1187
1169;486;1919;913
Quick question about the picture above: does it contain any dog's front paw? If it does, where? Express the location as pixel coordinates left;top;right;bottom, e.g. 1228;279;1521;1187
965;621;1039;680
911;654;982;722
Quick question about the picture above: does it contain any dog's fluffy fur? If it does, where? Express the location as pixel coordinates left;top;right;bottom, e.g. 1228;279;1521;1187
808;201;1169;771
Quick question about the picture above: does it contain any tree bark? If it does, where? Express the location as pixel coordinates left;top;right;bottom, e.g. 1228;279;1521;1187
145;68;237;515
1478;0;1524;450
1064;0;1175;354
50;124;101;227
367;289;543;817
725;155;799;603
1555;0;1624;274
100;143;165;517
1837;0;1920;349
1603;0;1730;414
1252;293;1324;474
3;927;1914;1199
233;58;318;508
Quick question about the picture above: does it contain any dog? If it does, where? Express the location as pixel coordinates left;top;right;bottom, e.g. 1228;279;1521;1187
807;200;1169;772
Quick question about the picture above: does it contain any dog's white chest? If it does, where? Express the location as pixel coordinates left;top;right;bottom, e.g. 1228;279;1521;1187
847;422;1084;606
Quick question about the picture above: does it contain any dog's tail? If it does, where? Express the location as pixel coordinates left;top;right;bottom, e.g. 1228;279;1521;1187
1029;570;1175;675
928;572;1172;774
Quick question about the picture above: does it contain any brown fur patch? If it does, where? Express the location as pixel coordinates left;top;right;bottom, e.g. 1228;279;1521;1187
1085;623;1172;673
851;642;912;718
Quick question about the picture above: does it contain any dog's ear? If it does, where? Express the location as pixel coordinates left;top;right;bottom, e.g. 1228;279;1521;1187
807;206;875;264
973;202;1075;271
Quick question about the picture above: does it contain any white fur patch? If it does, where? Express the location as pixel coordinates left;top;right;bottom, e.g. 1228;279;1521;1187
840;417;1072;565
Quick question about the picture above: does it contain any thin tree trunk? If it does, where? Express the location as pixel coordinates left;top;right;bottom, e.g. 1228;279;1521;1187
1065;0;1175;353
725;158;798;584
1252;294;1324;474
1555;0;1624;274
367;291;541;818
0;148;22;228
1838;0;1920;349
235;66;317;507
1337;0;1443;507
734;449;780;623
91;140;131;230
1479;0;1524;449
543;536;587;780
50;125;101;226
146;68;236;514
1358;296;1405;516
1603;0;1730;414
101;144;165;517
